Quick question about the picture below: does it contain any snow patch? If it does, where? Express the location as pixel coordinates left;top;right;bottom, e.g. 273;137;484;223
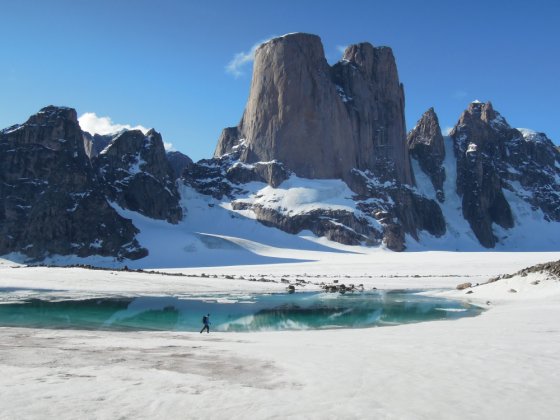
233;175;357;216
466;142;478;154
517;128;549;143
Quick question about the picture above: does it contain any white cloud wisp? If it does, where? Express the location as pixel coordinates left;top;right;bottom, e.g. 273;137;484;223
78;112;149;136
78;112;174;151
226;37;275;78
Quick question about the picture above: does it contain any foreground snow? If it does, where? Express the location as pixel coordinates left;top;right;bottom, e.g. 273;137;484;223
2;251;560;297
1;253;560;419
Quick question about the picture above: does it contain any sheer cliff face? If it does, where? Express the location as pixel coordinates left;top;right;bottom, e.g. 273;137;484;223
0;106;146;260
215;33;412;186
208;33;443;251
332;43;412;184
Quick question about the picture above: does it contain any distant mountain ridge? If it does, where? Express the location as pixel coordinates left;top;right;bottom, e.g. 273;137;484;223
1;33;559;264
0;106;184;260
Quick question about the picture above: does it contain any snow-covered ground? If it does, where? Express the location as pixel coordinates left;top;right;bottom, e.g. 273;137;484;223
2;166;560;418
1;251;560;419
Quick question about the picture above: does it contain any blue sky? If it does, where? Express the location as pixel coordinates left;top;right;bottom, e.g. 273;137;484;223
1;0;559;160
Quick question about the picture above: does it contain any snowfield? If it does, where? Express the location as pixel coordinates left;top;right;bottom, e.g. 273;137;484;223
1;251;560;420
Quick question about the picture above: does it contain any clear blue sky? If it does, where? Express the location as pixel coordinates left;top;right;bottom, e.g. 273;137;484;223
1;0;559;160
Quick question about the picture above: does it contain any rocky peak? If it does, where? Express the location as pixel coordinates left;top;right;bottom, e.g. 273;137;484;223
409;108;443;147
341;43;401;100
95;129;182;223
451;101;516;247
407;107;446;201
342;42;376;69
233;32;348;180
208;33;445;251
215;32;412;187
2;105;85;157
451;101;514;152
332;42;411;185
166;150;193;179
0;106;146;260
480;101;497;122
464;100;496;120
33;105;78;122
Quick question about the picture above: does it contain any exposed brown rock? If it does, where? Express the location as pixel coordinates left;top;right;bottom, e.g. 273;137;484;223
215;33;412;186
209;33;446;251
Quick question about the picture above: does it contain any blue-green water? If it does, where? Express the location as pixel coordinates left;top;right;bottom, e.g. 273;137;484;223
0;291;482;332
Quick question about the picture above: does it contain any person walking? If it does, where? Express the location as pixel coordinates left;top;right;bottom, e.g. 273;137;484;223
200;313;210;333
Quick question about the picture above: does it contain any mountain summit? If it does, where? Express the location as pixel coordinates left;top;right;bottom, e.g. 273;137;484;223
215;33;412;186
1;34;559;264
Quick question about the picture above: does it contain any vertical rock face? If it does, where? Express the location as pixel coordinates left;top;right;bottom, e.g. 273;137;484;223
95;129;183;223
332;43;412;184
407;108;446;201
450;101;515;247
208;33;444;251
0;106;146;260
215;33;412;186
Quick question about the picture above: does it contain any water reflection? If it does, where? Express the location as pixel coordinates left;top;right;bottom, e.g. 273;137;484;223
0;291;482;332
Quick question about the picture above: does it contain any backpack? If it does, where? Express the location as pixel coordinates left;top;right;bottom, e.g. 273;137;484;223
202;316;208;324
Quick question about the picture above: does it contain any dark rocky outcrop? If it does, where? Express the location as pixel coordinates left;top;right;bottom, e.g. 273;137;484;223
505;129;560;222
0;106;146;260
94;129;183;223
407;108;446;201
451;102;514;247
230;202;383;246
450;101;560;247
182;148;289;200
348;170;446;250
215;33;412;186
166;150;193;179
226;161;288;188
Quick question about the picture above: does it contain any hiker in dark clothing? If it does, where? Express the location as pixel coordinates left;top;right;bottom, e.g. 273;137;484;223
200;313;210;333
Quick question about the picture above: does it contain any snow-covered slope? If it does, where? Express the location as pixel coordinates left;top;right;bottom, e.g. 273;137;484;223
5;166;557;269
